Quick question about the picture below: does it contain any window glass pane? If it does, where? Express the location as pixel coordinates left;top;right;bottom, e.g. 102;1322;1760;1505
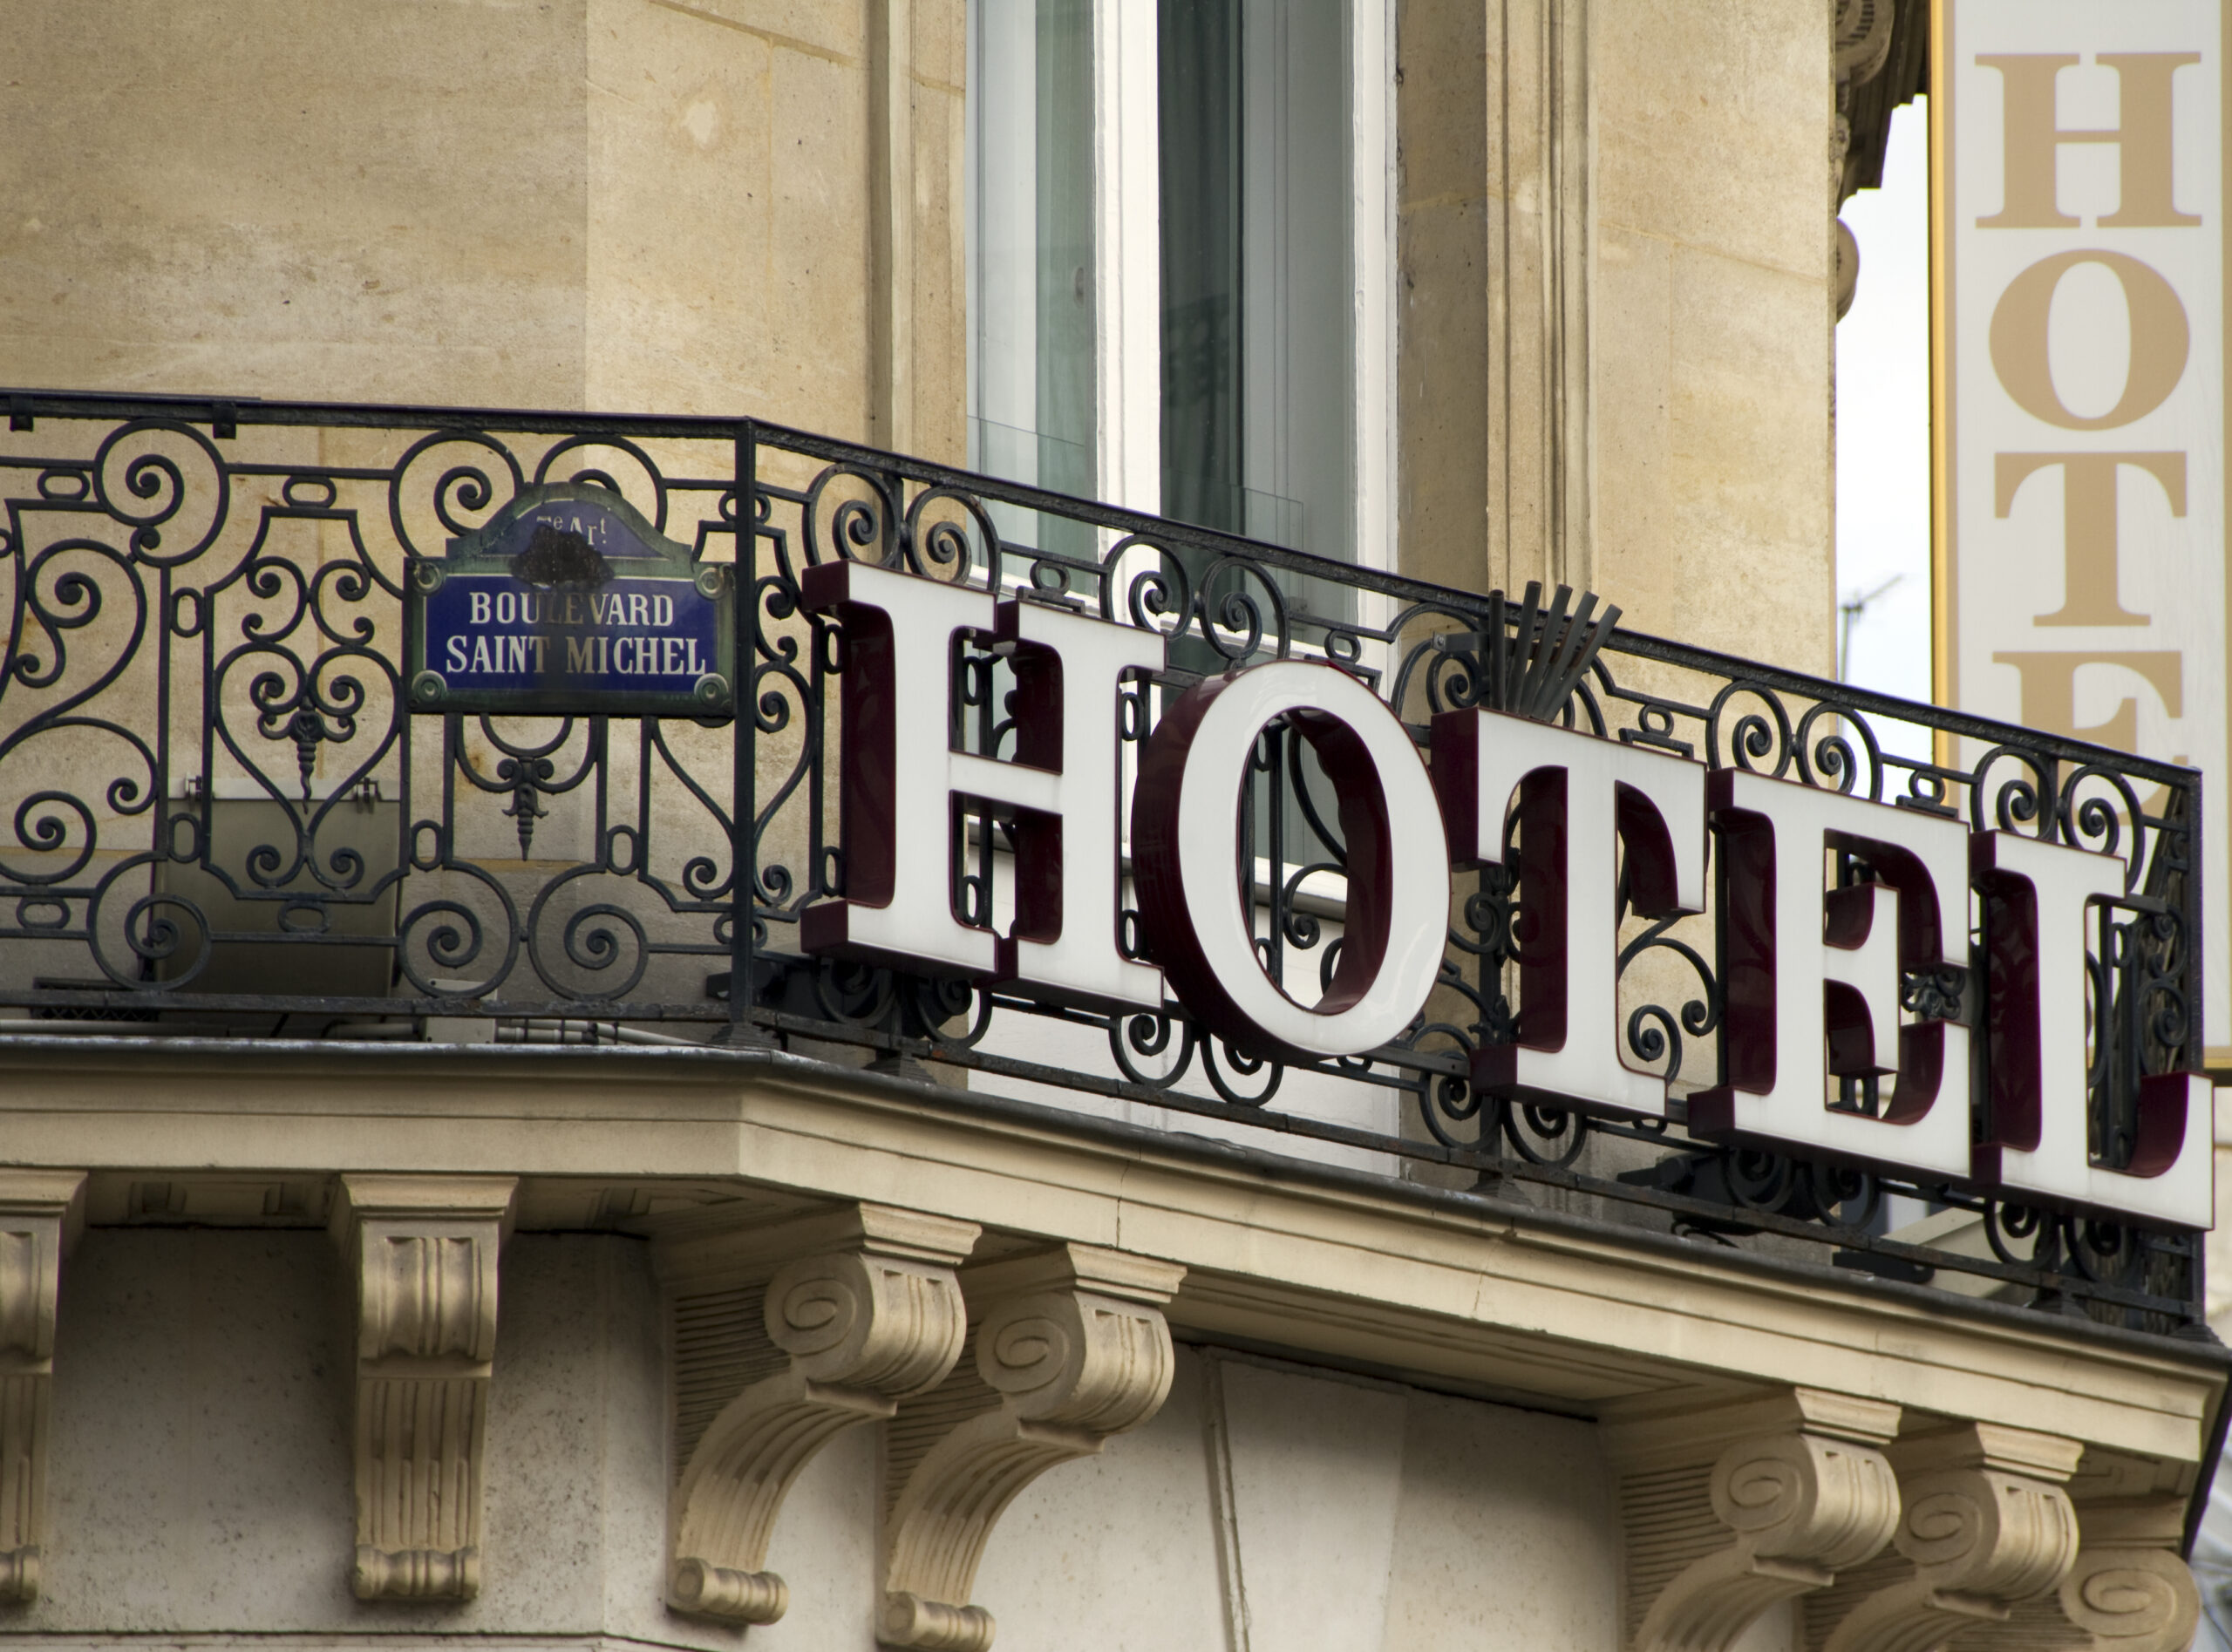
1159;0;1352;565
1034;0;1095;500
968;0;1095;560
1158;0;1243;537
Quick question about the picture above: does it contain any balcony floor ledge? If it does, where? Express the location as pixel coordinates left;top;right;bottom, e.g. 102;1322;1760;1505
0;1033;2221;1475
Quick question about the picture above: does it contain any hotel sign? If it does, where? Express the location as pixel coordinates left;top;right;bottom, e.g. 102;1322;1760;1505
800;562;2214;1230
1935;0;2230;1058
405;485;737;718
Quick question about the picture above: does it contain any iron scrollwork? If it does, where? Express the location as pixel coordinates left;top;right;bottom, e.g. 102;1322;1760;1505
0;391;2208;1336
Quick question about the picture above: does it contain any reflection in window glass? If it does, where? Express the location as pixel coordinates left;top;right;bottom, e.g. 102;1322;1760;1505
968;0;1095;544
1160;0;1353;563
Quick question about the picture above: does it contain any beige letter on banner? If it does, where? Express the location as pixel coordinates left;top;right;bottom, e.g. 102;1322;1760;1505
1977;52;2202;229
1994;452;2185;627
1990;650;2184;751
1990;252;2191;430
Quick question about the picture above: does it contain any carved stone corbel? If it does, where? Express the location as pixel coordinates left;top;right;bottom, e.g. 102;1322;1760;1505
879;1243;1186;1652
330;1173;517;1601
1607;1388;1902;1652
1818;1422;2084;1652
1831;0;1896;320
657;1203;980;1624
2056;1499;2202;1652
0;1171;85;1603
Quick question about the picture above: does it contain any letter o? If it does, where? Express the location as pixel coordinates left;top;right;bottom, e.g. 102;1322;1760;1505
1132;661;1450;1063
1989;249;2190;430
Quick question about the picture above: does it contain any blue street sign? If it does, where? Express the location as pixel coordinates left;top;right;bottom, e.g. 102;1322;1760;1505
405;484;737;718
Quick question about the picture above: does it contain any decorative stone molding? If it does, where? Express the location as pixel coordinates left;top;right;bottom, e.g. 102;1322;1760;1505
879;1243;1186;1652
657;1203;979;1624
1832;0;1894;180
1607;1388;1902;1652
2056;1499;2201;1652
1816;1422;2085;1652
0;1171;85;1604
330;1173;516;1601
1831;0;1895;321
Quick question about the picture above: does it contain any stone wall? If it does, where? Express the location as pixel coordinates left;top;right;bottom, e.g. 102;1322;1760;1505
0;0;965;459
6;0;1835;667
1395;0;1838;673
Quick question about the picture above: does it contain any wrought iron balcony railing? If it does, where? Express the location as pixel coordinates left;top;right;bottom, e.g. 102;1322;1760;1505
0;390;2206;1334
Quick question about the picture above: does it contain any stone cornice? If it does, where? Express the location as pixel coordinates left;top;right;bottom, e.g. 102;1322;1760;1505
0;1039;2221;1479
1837;0;1929;205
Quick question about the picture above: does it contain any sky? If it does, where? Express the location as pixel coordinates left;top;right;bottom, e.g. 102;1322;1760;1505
1835;98;1936;710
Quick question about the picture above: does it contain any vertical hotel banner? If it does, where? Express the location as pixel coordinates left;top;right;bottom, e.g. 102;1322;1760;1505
1936;0;2230;1058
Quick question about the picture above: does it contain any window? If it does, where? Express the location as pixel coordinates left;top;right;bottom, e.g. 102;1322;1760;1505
966;0;1096;511
967;0;1392;574
1160;0;1351;561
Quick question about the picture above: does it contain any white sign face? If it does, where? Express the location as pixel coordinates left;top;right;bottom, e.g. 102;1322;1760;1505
1937;0;2230;1055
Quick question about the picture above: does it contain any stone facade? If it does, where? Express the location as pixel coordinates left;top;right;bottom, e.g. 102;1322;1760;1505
0;3;2219;1650
1;0;1833;668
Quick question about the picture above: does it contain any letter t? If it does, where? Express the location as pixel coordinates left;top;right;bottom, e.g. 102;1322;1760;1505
1431;707;1705;1120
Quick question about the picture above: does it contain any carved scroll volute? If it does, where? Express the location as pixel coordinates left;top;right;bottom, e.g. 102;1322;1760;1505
331;1173;517;1603
879;1244;1185;1652
0;1171;85;1604
2058;1499;2202;1652
978;1285;1175;1436
774;1247;969;1392
1821;1423;2085;1652
1831;0;1898;319
1616;1390;1902;1652
1714;1431;1902;1572
663;1206;979;1626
